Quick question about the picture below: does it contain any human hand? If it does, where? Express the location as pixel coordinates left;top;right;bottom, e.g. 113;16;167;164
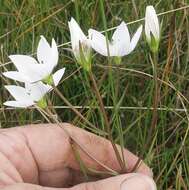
0;123;156;190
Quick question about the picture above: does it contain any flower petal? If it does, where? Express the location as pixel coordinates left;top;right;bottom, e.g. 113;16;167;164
88;29;110;56
130;25;143;52
145;6;160;40
112;21;131;56
9;55;48;82
3;71;29;82
25;82;51;101
37;35;51;64
112;22;130;43
37;36;58;74
68;18;88;54
145;12;151;41
52;68;65;86
3;101;34;108
5;85;32;102
51;38;59;68
9;54;38;68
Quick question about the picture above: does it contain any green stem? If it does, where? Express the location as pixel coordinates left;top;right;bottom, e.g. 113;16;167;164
88;71;125;171
114;69;126;171
52;85;97;130
143;53;159;154
145;53;159;150
150;52;159;130
43;105;118;175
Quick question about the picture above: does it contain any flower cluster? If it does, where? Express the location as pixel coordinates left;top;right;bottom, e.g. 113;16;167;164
3;36;65;108
3;5;160;108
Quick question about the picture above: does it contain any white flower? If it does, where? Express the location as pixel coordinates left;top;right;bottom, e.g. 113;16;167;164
88;21;143;57
4;83;48;108
145;5;160;52
3;36;64;84
68;17;91;70
3;69;64;108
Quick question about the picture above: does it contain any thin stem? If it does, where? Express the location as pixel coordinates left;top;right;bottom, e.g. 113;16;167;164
52;85;97;130
70;139;89;181
109;64;127;171
145;53;159;150
114;69;126;170
44;106;118;175
150;53;159;130
129;158;142;173
88;71;125;171
35;105;51;123
89;72;110;131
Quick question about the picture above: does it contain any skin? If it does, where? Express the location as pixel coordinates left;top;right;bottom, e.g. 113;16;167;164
0;123;156;190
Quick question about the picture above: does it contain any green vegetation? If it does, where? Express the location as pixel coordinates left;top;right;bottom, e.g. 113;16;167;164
0;0;189;189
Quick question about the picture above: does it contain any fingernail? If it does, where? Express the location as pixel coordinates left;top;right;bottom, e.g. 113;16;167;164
121;174;157;190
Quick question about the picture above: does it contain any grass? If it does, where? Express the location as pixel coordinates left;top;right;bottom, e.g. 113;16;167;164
0;0;189;189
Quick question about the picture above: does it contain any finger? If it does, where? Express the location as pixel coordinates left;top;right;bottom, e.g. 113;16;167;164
71;173;156;190
23;123;152;174
0;123;152;187
2;173;156;190
1;183;42;190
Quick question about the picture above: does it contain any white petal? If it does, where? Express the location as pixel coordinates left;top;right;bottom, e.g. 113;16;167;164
145;17;151;41
112;21;131;56
9;54;38;70
68;18;88;51
68;18;92;61
145;6;160;40
9;55;49;82
5;85;32;102
129;25;143;52
37;35;51;64
37;36;58;74
88;29;110;56
112;22;130;42
25;82;51;101
3;71;29;82
51;38;59;68
4;101;34;108
52;68;65;86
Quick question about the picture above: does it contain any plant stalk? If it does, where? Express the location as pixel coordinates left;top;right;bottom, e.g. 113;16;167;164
150;53;159;130
88;71;125;171
52;85;97;130
43;105;118;175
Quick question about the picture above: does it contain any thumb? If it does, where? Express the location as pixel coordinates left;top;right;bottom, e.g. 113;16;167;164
71;173;157;190
1;173;156;190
